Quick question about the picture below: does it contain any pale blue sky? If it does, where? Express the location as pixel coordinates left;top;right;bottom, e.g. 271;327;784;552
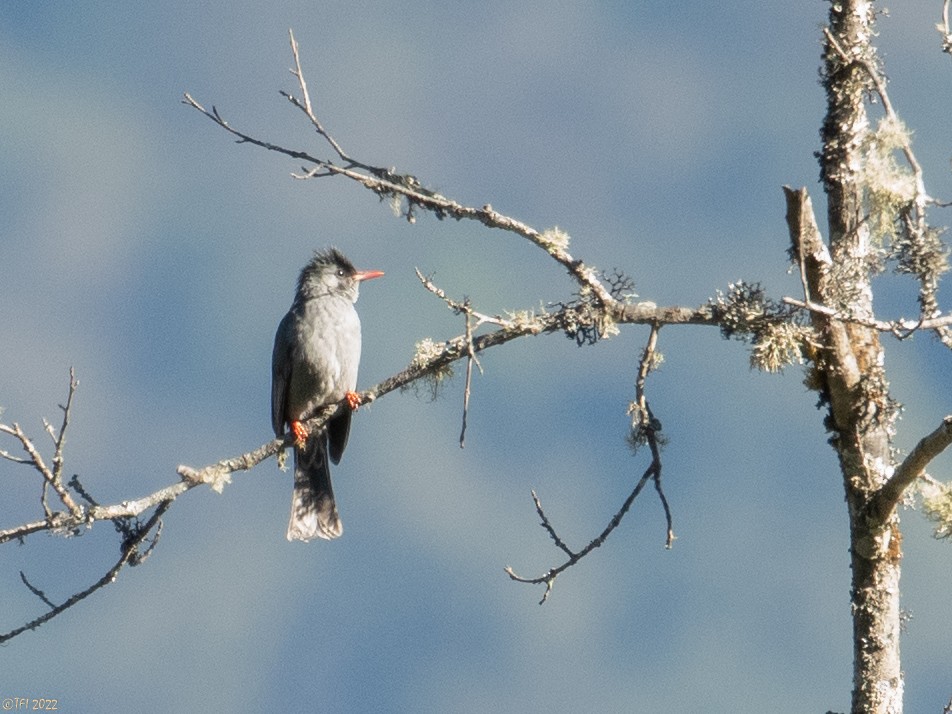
2;2;951;712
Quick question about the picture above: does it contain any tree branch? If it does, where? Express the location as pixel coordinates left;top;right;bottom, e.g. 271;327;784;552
940;0;952;55
0;290;696;634
781;296;952;337
504;324;672;604
2;293;708;549
870;415;952;522
15;25;943;643
823;25;952;349
0;371;83;521
184;32;623;311
0;499;170;644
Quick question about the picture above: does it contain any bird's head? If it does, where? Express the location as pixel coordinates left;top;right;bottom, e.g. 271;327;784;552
296;247;384;303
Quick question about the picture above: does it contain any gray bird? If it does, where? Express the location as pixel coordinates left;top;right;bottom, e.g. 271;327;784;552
271;248;383;541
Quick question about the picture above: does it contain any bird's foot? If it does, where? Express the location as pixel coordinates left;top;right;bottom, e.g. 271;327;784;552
291;420;309;447
345;391;362;410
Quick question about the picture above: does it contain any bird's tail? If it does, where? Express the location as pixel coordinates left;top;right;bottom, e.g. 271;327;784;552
287;431;343;541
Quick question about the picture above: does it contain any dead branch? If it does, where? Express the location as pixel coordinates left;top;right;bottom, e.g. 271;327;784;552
505;324;672;604
1;297;704;534
184;30;621;310
0;499;170;644
12;25;945;640
0;276;703;636
941;0;952;55
781;296;952;337
871;415;952;522
0;420;82;520
822;26;952;348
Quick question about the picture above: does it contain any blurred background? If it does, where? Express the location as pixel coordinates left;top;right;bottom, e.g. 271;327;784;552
2;2;950;712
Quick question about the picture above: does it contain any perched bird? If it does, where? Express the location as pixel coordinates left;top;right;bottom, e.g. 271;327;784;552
271;248;383;541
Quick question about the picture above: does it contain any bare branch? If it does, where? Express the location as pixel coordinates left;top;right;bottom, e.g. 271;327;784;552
505;324;672;603
282;28;353;165
20;571;55;609
51;368;79;485
186;32;721;348
0;371;83;531
871;416;952;522
822;27;952;348
0;517;62;543
505;457;662;604
42;418;57;445
0;499;170;644
459;304;477;449
530;489;576;559
636;325;675;549
2;296;709;552
782;296;952;337
184;35;621;307
0;422;82;519
411;270;491;447
633;324;659;422
415;268;511;330
182;92;330;167
940;0;952;55
0;446;30;464
189;64;729;333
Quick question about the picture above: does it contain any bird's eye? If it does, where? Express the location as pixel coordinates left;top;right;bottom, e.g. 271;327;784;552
337;269;345;277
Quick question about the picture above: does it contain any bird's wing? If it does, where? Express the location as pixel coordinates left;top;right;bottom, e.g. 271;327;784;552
326;409;352;465
271;311;295;437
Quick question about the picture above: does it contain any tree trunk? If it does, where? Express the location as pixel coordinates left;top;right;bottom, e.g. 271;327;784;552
813;1;904;711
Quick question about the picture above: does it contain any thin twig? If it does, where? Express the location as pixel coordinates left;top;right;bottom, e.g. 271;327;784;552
531;489;575;559
0;446;30;464
634;324;659;419
19;571;56;609
781;296;952;336
823;25;952;348
460;304;476;448
636;325;675;549
0;499;171;644
505;462;660;604
942;0;952;55
184;33;618;306
505;324;673;603
69;475;99;506
283;29;352;165
414;268;511;329
51;368;78;485
41;369;78;519
40;475;51;520
0;422;82;518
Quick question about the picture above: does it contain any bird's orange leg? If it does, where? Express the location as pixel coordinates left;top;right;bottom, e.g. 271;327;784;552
291;420;309;447
345;391;362;410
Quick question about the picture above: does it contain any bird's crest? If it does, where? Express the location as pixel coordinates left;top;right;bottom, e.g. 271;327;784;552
296;247;356;294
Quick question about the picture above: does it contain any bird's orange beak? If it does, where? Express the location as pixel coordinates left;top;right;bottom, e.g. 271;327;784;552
355;269;384;282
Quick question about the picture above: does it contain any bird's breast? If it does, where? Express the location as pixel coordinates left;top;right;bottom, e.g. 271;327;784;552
285;300;361;421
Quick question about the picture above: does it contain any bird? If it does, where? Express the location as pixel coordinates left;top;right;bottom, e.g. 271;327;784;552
271;248;383;541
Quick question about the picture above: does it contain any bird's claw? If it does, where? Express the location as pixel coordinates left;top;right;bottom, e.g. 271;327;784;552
345;391;362;410
291;420;309;447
